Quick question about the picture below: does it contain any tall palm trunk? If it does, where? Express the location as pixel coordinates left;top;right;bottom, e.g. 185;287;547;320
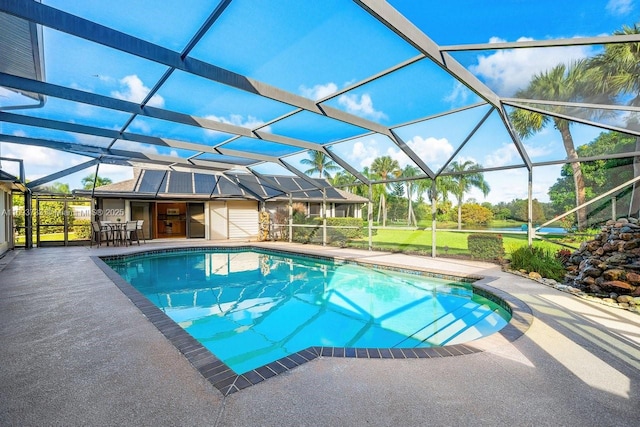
558;121;587;229
407;188;416;226
381;194;387;227
457;196;463;230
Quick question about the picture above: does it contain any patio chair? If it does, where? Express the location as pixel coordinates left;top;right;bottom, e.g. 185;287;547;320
91;221;112;247
126;221;140;246
99;220;120;246
136;220;146;243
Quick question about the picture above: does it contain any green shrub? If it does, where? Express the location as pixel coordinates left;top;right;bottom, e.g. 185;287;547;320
467;234;504;260
461;203;493;225
292;218;320;243
509;245;566;281
326;217;364;243
72;218;92;240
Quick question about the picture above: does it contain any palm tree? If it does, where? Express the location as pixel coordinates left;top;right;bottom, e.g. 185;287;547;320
81;173;113;190
370;155;402;227
300;150;339;179
331;170;362;216
401;165;420;226
509;60;592;229
332;170;356;190
590;24;640;217
445;160;490;230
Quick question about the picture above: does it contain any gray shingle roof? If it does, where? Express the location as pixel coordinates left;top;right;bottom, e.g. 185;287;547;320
73;169;368;203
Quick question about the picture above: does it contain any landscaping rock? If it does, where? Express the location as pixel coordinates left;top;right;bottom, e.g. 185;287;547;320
627;272;640;284
602;280;635;291
529;271;542;280
583;267;603;278
563;217;640;299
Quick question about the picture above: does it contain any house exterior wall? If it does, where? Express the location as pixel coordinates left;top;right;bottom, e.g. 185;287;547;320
227;201;259;239
0;184;13;256
207;201;228;240
95;196;362;242
100;199;126;222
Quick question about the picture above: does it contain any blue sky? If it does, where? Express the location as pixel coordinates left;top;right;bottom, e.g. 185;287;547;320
0;0;638;204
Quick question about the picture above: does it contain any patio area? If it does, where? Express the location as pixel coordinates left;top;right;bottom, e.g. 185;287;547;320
1;241;639;426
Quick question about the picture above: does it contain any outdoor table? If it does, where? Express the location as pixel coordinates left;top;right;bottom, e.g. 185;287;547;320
108;222;127;246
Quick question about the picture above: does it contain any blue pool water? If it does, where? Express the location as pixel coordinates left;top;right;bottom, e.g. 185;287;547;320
106;249;510;374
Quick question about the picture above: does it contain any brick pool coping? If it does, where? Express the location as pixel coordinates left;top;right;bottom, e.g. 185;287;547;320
92;245;533;396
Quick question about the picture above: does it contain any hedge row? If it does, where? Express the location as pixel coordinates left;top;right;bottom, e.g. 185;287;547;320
467;234;504;260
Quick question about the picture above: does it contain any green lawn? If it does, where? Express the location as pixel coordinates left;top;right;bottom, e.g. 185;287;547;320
344;228;573;259
15;232;87;245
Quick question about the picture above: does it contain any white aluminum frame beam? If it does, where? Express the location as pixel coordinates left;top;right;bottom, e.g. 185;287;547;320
0;73;326;151
354;0;533;169
505;100;640;138
0;0;437;179
0;133;238;172
27;159;99;189
441;34;640;51
0;0;391;135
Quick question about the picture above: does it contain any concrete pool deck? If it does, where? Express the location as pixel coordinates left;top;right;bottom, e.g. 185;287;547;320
1;241;639;426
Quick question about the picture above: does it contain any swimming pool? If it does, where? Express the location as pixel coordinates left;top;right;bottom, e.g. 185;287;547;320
105;248;510;374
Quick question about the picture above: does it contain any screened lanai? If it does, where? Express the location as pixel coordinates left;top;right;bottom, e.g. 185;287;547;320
1;0;640;254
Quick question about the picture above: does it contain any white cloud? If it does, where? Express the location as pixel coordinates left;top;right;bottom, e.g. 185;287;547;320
129;120;151;134
606;0;633;15
96;74;116;84
92;164;133;185
523;141;555;159
348;139;414;170
406;136;455;170
299;82;338;101
344;136;453;172
206;114;266;129
386;146;411;168
112;139;159;155
112;75;165;107
470;37;594;96
0;142;90;185
483;143;520;168
351;140;381;169
204;114;271;133
338;93;387;121
444;82;469;106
